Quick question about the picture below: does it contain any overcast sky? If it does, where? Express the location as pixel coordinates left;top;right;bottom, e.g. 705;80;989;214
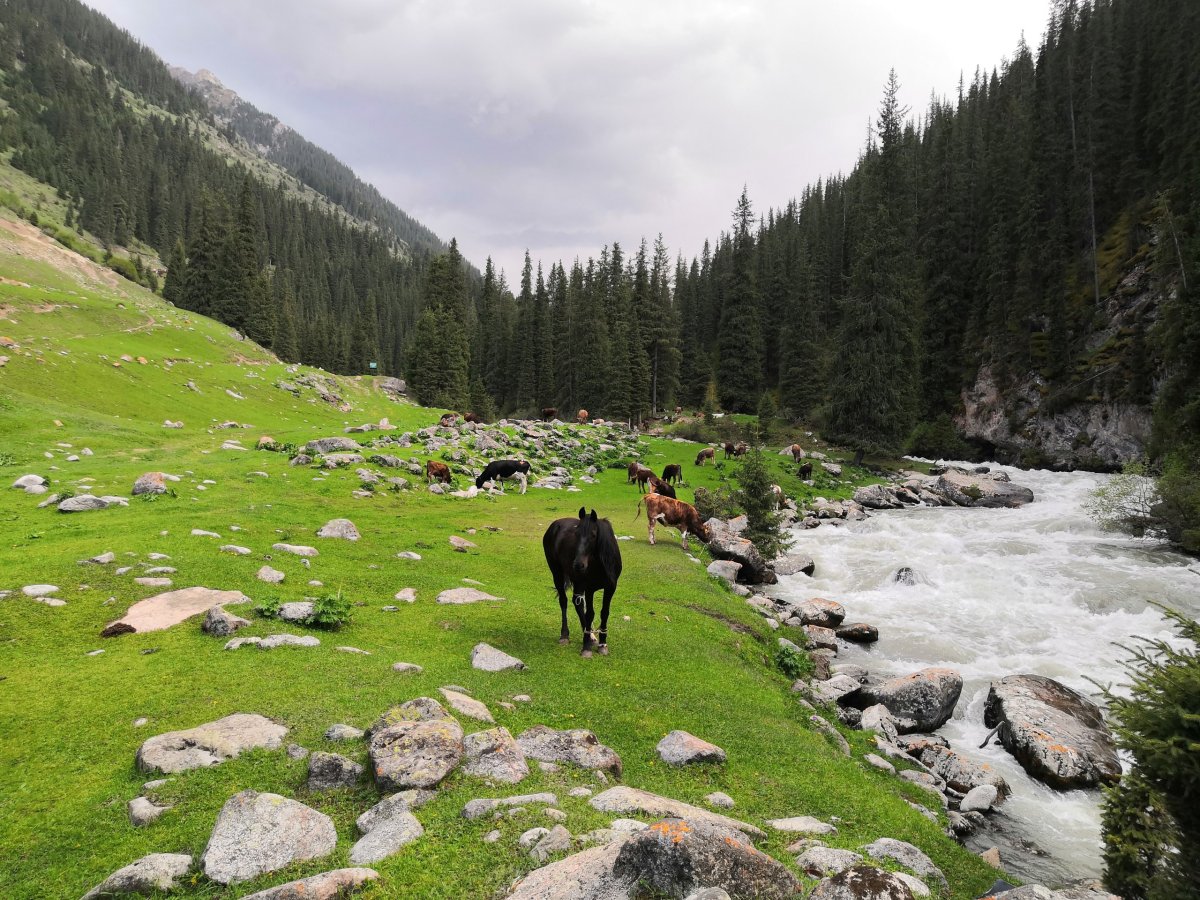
89;0;1052;282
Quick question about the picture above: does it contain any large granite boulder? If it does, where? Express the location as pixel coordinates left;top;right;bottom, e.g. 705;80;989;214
983;674;1121;789
917;744;1009;798
136;713;287;773
367;698;465;790
932;469;1034;508
506;837;638;899
704;519;777;585
350;807;424;864
612;818;800;900
200;790;337;884
861;838;947;894
847;668;962;734
81;853;192;899
656;731;726;766
305;436;362;455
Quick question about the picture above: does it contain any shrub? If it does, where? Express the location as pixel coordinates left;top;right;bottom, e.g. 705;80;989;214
310;592;353;628
694;485;738;523
905;413;974;461
256;596;282;618
1101;610;1200;899
775;643;811;680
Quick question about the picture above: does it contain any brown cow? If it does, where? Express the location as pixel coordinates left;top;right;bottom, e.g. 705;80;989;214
627;461;643;483
661;464;682;484
633;466;655;493
734;442;748;457
695;447;715;466
723;441;736;459
635;494;709;549
577;409;589;424
797;462;813;479
541;407;558;421
648;475;676;499
789;443;806;461
426;460;452;484
464;412;481;423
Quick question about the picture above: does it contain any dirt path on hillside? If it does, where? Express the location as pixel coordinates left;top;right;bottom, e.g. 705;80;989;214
0;217;126;292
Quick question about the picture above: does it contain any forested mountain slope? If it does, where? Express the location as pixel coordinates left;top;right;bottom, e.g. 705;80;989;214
0;0;448;377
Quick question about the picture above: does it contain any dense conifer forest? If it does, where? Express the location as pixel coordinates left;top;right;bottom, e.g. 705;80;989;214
1;0;1198;483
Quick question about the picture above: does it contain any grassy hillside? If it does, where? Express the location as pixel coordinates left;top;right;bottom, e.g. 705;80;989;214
0;214;998;898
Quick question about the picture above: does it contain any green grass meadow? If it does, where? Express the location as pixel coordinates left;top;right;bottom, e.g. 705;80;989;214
0;219;1000;898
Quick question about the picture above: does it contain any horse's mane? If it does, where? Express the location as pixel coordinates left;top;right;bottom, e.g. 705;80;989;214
593;517;622;584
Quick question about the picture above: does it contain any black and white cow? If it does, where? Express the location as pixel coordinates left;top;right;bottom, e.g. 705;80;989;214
476;459;531;494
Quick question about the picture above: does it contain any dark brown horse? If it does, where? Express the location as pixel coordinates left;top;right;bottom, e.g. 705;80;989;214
543;508;622;657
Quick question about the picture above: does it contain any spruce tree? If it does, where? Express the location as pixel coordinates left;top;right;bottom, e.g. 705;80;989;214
717;188;764;411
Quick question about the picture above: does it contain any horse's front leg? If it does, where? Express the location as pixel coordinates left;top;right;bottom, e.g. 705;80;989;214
580;590;597;658
597;586;614;656
573;589;592;656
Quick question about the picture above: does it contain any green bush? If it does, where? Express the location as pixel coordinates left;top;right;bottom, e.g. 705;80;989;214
733;436;791;561
693;485;738;523
1101;610;1200;899
775;643;811;680
310;592;353;628
905;414;974;461
255;596;282;618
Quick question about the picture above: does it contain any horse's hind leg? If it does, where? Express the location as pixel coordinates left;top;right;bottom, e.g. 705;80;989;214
554;570;571;644
579;591;596;658
597;586;615;656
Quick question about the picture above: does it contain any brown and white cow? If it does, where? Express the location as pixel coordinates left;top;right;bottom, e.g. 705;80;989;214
635;493;709;549
439;413;458;427
426;460;452;484
577;409;589;424
695;447;716;466
733;442;748;457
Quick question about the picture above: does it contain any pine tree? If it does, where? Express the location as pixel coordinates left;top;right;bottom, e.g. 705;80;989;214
717;188;764;411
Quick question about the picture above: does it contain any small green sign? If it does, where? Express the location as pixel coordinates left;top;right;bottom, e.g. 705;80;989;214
368;361;377;370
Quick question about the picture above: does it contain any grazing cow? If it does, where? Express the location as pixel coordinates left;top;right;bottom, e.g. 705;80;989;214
577;409;589;424
661;464;682;485
734;442;748;457
789;443;806;461
723;442;736;459
771;484;784;507
543;508;622;657
541;407;558;422
476;459;531;494
426;460;452;484
464;412;481;423
633;466;655;493
797;462;813;479
439;413;458;427
649;475;676;499
635;493;710;550
695;447;716;466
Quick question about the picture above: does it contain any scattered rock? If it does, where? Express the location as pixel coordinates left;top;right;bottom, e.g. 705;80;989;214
305;437;363;455
462;792;558;820
656;730;727;766
81;853;193;900
766;815;837;835
809;865;917;900
518;726;621;776
506;837;638;899
137;713;288;773
82;551;116;565
462;726;530;784
392;662;424;674
394;587;417;602
861;838;947;894
325;723;364;742
132;472;169;495
531;824;573;862
847;668;962;734
797;847;865;877
128;795;170;827
356;790;436;834
58;494;111;512
706;559;742;584
307;751;363;790
272;542;319;557
810;715;852;755
257;565;285;583
590;786;763;838
705;792;735;809
613;817;800;899
367;698;465;791
191;528;221;537
449;535;476;551
259;634;320;649
960;784;1000;813
239;868;380;899
472;642;525;671
202;606;251;637
836;622;880;643
278;601;316;622
983;673;1121;789
441;688;495;723
226;636;262;650
200;790;337;885
438;587;503;604
21;584;58;597
317;518;360;540
350;808;424;864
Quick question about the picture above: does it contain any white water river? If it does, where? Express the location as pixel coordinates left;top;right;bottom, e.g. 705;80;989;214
774;463;1199;885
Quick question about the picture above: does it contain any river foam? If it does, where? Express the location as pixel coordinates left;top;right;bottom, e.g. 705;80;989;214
774;463;1198;883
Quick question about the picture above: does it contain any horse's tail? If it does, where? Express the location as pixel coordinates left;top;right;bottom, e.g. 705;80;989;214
634;495;645;521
